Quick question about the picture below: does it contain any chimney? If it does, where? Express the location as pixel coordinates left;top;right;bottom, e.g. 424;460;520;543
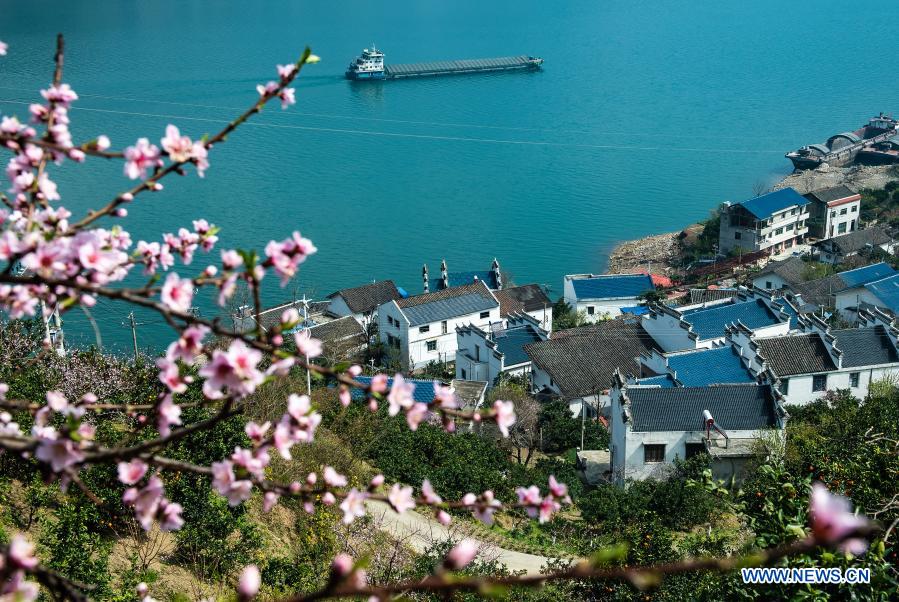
492;257;502;289
422;264;429;293
440;259;448;290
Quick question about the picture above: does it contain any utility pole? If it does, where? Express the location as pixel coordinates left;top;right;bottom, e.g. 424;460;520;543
128;312;139;362
580;397;586;451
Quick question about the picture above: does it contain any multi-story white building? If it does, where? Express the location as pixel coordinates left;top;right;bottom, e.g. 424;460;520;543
718;187;811;256
813;226;896;265
455;314;548;388
562;273;655;322
377;281;500;370
493;284;553;333
609;373;787;485
803;185;861;240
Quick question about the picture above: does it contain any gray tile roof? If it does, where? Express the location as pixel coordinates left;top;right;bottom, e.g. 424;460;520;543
831;325;899;367
755;334;837;376
804;185;858;205
627;384;779;432
525;321;661;398
308;315;366;343
493;284;552;316
396;281;498;327
818;227;893;255
329;280;402;314
754;257;808;286
450;379;488;410
688;288;739;305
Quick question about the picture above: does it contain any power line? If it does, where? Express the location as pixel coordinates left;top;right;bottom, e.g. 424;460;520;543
0;98;785;155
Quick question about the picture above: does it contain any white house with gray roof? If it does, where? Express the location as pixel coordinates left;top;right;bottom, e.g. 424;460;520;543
609;372;788;485
327;280;403;329
455;313;548;388
728;309;899;405
640;288;793;352
377;281;500;370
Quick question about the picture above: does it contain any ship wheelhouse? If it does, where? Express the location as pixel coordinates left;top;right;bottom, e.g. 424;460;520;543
346;46;386;79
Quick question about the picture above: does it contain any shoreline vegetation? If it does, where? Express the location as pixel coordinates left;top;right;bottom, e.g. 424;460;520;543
608;164;899;277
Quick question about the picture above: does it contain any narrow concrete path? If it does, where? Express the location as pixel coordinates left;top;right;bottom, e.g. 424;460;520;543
365;500;556;575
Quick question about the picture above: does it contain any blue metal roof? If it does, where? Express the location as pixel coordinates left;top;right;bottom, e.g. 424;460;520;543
402;292;497;326
396;286;410;298
667;346;754;387
863;274;899;314
493;324;544;366
350;376;436;404
635;375;676;387
621;305;650;316
570;274;654;300
738;187;809;220
838;262;896;289
680;299;782;340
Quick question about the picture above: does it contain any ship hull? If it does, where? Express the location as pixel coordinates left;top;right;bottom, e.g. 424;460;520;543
345;70;387;81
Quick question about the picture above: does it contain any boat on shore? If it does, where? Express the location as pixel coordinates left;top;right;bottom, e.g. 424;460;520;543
345;46;543;81
786;114;899;170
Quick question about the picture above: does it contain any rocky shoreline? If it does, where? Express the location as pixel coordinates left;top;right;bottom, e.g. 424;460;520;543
607;164;899;274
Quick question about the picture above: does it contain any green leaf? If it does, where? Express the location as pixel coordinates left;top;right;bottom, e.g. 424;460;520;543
590;543;629;566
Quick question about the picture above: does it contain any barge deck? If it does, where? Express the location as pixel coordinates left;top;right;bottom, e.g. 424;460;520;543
385;56;542;79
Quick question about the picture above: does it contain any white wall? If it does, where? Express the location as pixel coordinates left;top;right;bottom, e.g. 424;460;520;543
394;307;500;370
752;273;792;291
455;328;504;386
377;301;410;366
779;365;899;405
328;295;368;327
836;288;883;319
575;299;636;322
524;307;553;334
641;311;697;352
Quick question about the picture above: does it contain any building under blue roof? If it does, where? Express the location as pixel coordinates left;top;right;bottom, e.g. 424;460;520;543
738;187;809;220
350;376;437;404
571;274;654;300
838;262;897;290
493;324;545;366
667;346;754;386
680;299;782;340
863;274;899;314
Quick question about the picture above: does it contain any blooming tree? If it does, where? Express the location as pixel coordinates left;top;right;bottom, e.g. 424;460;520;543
0;35;877;601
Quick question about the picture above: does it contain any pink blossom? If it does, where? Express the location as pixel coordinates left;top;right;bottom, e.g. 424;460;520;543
245;421;271;444
256;81;279;97
279;88;296;109
96;135;110;150
160;124;193;162
293;328;322;358
264;231;317;284
276;64;297;80
1;572;39;602
517;485;542;519
218;273;238;306
323;466;348;487
238;565;261;599
158;500;184;531
123;475;165;530
339;387;351;407
157;358;188;394
472;490;501;525
8;535;38;570
46;390;68;412
263;491;280;512
165;324;209;363
40;83;78;107
809;482;869;554
538;496;561;524
331;553;353;577
191;141;209;177
118;459;149;485
35;436;84;472
123;138;161;180
211;460;253;506
433;381;458;409
492;400;516;437
339;488;368;524
370;374;389;394
157;395;182;437
199;339;264;399
548;475;570;503
445;540;479;570
387;374;415;416
421;479;442;505
160;272;193;314
221;249;243;270
0;41;7;56
437;510;452;526
406;402;429;431
387;483;416;514
370;474;385;488
231;446;269;480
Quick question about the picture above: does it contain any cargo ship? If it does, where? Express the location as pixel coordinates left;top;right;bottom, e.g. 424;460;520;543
345;46;543;81
786;114;899;170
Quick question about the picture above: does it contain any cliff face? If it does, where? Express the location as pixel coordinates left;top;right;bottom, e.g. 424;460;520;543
606;231;680;274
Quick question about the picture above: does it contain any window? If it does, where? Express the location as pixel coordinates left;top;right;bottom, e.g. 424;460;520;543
780;378;789;394
426;340;437;352
419;325;430;333
765;281;773;289
790;208;797;216
461;368;467;379
850;372;859;387
441;320;448;334
685;443;706;459
387;316;394;326
734;231;742;240
838;222;847;234
851;205;857;212
812;374;827;392
587;306;595;315
479;311;490;319
387;334;400;349
831;211;837;218
840;208;847;215
775;227;783;236
644;444;665;464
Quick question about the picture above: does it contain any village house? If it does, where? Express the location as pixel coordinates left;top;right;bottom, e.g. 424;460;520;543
812;226;896;265
562;273;655;321
635;345;757;388
830;263;899;320
493;283;553;332
609;373;787;485
231;298;331;335
455;314;548;387
327;280;405;329
803;185;861;239
791;261;896;313
422;258;503;293
524;319;661;417
351;376;487;430
377;281;500;370
718;187;810;255
728;309;899;404
688;287;739;305
640;288;794;353
751;256;808;291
